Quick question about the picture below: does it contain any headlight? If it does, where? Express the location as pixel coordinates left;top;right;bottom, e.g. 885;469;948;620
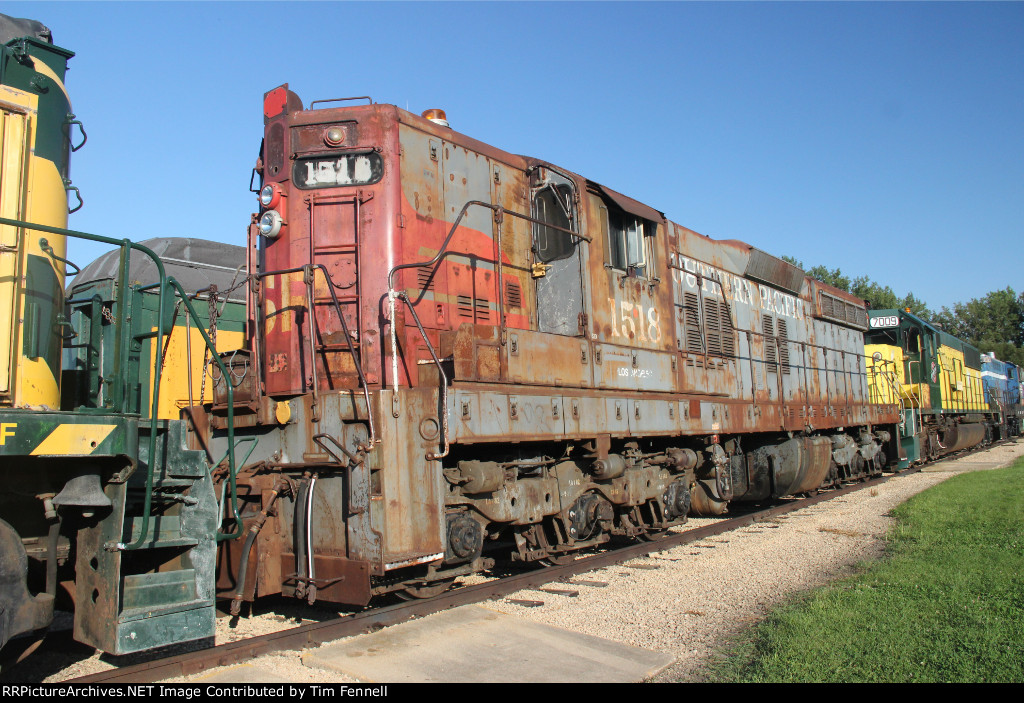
259;210;283;238
260;183;282;208
324;126;346;146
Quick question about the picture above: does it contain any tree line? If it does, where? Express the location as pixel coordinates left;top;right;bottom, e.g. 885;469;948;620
782;256;1024;367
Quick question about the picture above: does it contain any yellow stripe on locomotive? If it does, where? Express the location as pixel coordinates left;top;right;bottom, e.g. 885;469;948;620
148;323;245;419
65;237;248;420
0;81;69;410
935;342;986;413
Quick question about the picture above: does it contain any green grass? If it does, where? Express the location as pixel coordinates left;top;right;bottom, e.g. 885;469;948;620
704;459;1024;683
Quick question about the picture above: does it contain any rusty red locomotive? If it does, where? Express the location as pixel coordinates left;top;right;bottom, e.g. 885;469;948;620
197;86;901;606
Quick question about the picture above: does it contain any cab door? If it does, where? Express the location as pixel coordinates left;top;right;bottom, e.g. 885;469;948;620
531;169;584;336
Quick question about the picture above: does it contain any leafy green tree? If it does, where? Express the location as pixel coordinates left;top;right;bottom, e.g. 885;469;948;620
850;275;901;311
935;288;1024;366
779;256;1023;363
781;256;851;293
806;265;851;292
898;291;932;320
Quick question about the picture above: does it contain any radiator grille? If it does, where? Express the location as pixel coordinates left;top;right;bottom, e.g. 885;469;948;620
704;298;735;358
763;315;778;373
778;318;791;374
681;292;703;354
818;290;867;331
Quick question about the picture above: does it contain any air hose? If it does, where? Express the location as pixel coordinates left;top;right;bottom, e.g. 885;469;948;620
230;482;286;616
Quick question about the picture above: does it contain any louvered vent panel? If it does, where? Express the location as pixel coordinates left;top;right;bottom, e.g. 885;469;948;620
704;299;723;356
763;315;778;373
505;280;522;310
846;302;860;325
457;295;475;320
458;296;491;322
817;290;868;331
778;318;791;374
683;292;703;354
820;293;834;318
474;298;490;323
417;266;436;292
719;300;736;357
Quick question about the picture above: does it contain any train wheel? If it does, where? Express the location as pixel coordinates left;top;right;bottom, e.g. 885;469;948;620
395;578;456;600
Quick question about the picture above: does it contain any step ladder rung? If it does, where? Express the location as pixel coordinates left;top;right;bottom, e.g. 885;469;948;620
313;245;357;254
316;344;360;352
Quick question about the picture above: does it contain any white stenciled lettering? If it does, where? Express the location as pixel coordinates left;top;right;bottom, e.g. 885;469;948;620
676;254;804;320
607;297;662;345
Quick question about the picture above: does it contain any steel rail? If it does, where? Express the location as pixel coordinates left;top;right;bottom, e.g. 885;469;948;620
66;466;919;684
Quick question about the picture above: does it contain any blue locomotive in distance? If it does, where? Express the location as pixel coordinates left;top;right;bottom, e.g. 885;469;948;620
981;353;1023;439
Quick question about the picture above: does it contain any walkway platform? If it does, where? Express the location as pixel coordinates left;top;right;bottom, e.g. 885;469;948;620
302;604;673;683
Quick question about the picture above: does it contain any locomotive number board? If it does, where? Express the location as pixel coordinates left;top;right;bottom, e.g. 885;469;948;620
869;315;900;329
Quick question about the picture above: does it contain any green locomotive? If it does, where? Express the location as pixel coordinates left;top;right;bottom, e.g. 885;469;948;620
0;13;242;664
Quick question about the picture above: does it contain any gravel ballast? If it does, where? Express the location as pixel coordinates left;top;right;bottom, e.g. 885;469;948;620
17;440;1024;683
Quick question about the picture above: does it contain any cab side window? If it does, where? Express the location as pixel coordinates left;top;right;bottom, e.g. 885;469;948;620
608;210;657;278
906;328;921;354
533;184;575;263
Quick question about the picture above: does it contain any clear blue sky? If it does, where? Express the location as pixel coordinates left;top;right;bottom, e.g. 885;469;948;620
9;1;1023;312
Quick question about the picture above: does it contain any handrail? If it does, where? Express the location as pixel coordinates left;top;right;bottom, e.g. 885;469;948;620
388;289;450;460
384;200;590;459
135;277;241;545
386;199;589;291
0;217;241;546
309;263;377;449
0;217;167;548
167;278;245;540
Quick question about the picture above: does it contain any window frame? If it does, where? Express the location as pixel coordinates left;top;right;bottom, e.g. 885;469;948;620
605;209;659;281
532;182;578;264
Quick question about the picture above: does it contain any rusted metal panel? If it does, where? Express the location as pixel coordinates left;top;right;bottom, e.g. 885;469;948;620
279;553;372;606
678;353;707;393
505;329;592;388
507;393;566;438
592;343;675;392
601;396;635;436
378;389;445;566
626;398;677;436
744;248;805;295
448;384;898;445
